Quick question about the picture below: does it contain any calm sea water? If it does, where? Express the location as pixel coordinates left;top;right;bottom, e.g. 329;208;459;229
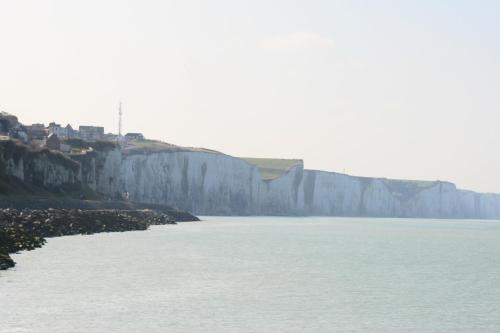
1;217;500;333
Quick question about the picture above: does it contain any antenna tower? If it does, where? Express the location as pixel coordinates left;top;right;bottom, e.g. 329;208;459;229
118;101;123;137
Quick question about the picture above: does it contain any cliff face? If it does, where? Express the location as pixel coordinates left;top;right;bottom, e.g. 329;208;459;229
109;149;500;219
94;148;122;197
2;139;500;219
0;141;79;192
0;140;120;197
121;151;259;215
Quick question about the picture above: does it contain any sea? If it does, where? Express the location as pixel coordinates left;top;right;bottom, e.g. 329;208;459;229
1;217;500;333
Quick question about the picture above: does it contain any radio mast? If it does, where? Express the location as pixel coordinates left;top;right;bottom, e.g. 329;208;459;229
118;101;123;137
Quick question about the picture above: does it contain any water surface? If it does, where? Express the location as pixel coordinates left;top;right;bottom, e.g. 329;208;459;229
1;217;500;332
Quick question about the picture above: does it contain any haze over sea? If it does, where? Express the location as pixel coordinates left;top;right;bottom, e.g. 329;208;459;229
1;217;500;333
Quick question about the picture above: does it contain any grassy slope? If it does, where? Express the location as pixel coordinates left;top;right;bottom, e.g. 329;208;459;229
241;157;303;180
123;139;220;155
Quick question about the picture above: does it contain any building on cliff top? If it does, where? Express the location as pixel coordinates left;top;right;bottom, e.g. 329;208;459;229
48;123;79;139
46;133;61;150
78;126;104;141
48;123;66;138
27;124;47;140
124;133;145;142
65;124;77;138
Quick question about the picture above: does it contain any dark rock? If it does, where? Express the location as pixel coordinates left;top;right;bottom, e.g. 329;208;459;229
0;208;187;270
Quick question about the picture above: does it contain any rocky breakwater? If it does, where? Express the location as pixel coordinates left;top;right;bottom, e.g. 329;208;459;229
0;208;183;270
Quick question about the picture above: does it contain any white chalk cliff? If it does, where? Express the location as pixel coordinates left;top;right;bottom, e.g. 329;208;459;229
94;146;500;218
3;139;499;218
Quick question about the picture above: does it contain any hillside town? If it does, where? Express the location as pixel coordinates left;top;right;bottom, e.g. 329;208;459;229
0;111;145;154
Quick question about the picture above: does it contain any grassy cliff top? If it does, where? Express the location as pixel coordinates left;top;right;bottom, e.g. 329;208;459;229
63;139;119;151
382;178;438;188
241;157;303;180
379;178;445;199
123;140;220;156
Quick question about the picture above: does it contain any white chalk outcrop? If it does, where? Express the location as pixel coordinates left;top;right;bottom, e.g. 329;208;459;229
99;148;500;218
3;139;499;219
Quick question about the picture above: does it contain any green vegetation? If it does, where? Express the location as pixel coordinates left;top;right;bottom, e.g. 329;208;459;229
90;140;119;151
123;139;219;155
381;178;439;199
383;178;437;188
241;157;303;180
63;139;118;151
63;138;90;149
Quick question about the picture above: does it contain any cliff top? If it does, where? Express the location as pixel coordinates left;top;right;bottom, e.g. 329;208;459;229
241;157;303;180
123;139;221;156
63;138;119;151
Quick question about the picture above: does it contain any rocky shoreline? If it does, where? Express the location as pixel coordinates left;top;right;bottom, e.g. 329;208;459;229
0;208;196;270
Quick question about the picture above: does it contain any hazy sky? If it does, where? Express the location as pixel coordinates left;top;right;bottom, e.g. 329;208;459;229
1;0;499;193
